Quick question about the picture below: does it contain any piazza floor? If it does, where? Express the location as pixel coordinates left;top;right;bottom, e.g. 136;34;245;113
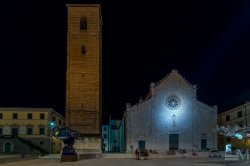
0;156;249;166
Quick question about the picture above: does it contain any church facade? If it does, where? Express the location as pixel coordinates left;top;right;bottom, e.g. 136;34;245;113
125;70;217;152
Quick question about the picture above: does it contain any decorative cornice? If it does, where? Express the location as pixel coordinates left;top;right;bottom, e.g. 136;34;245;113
0;107;54;111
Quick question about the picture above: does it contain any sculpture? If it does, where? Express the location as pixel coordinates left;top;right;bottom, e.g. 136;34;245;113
51;125;84;162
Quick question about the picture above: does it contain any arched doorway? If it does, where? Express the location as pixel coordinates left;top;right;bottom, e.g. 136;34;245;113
4;142;12;153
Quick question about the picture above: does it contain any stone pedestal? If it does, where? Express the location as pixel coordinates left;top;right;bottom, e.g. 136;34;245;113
61;136;102;160
61;153;78;162
73;136;102;159
60;145;78;162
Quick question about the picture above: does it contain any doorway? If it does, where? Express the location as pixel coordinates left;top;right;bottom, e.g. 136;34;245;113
4;142;12;152
169;134;179;150
201;139;207;150
138;140;145;151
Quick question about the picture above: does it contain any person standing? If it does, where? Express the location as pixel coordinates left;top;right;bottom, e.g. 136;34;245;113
135;148;139;160
130;145;133;154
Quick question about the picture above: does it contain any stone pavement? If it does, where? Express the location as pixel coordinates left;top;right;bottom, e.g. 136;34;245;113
0;154;39;165
0;154;249;166
0;153;250;166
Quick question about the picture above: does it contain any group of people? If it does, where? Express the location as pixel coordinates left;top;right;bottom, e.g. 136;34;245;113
135;148;149;160
129;144;201;159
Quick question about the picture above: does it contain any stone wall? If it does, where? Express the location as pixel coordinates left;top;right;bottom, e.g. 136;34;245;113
73;137;101;153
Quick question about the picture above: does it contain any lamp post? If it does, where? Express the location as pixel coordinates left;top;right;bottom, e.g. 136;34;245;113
49;121;56;154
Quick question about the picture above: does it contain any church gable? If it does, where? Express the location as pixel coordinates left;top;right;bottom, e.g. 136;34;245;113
155;69;195;91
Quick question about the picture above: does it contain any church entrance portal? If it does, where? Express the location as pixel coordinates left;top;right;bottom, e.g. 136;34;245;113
138;140;145;151
201;139;207;150
169;134;179;150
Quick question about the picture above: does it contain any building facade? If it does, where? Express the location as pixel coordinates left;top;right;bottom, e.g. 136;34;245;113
101;116;125;152
101;125;109;152
218;102;250;150
125;69;218;152
65;4;102;153
0;108;64;153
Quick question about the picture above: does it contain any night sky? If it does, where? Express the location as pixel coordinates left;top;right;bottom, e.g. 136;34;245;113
0;0;250;124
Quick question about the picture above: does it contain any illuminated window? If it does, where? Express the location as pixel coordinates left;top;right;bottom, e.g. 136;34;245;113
80;16;87;30
238;111;242;118
226;115;230;121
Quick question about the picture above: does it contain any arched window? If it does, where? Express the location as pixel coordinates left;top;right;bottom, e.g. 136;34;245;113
80;16;87;30
81;45;86;54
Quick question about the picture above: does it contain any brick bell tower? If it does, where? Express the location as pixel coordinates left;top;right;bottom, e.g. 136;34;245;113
66;4;102;155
